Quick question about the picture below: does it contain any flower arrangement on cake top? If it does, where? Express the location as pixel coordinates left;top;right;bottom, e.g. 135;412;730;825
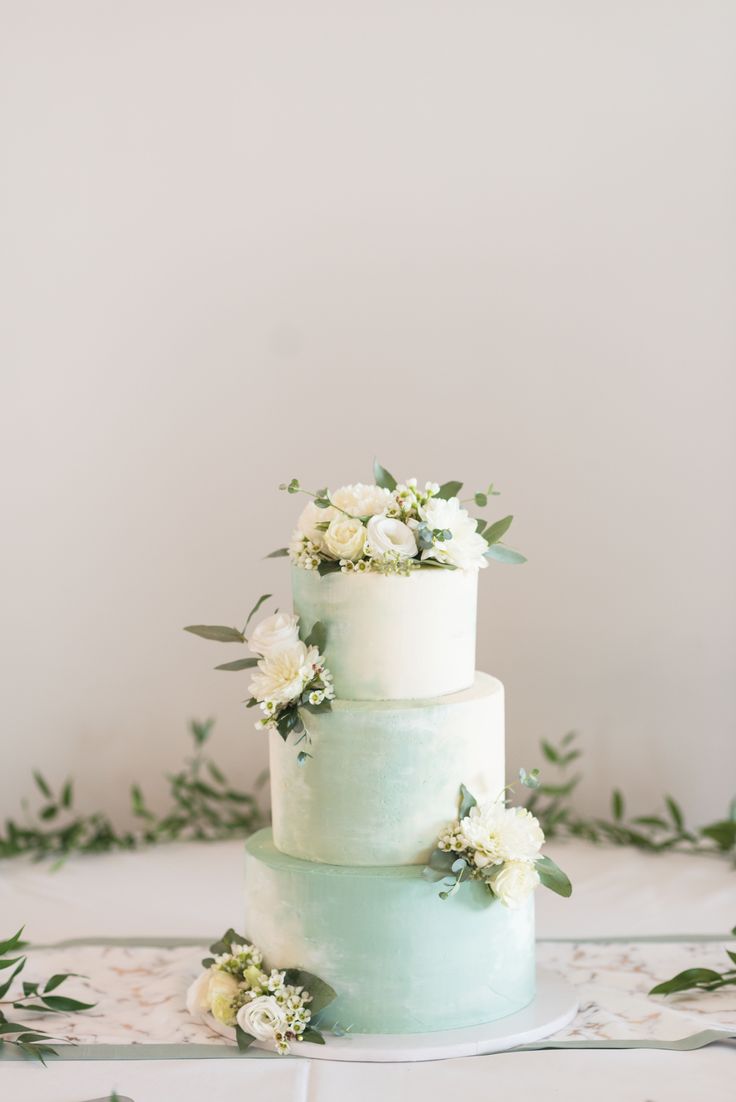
185;597;333;757
423;776;572;907
187;929;337;1055
273;459;526;575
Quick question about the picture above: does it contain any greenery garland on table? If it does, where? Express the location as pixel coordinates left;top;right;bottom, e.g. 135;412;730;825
0;719;265;863
0;728;733;865
521;732;736;858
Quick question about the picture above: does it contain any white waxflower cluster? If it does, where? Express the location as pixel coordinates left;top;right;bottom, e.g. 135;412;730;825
438;799;545;908
289;531;321;570
187;940;314;1054
245;612;334;731
291;479;491;573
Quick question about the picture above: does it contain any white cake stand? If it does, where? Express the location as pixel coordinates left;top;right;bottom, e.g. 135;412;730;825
199;968;578;1063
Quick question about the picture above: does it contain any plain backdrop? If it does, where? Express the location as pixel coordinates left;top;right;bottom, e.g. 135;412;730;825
1;1;735;831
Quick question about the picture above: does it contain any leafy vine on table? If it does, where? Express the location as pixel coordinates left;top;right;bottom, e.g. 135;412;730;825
0;727;733;864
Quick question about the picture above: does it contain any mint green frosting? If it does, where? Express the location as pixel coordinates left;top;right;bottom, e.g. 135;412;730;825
271;673;504;866
245;829;535;1034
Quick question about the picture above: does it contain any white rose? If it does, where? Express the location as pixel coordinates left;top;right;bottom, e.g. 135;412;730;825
460;802;544;866
297;500;336;551
323;515;367;562
420;497;489;571
366;515;418;559
248;612;300;656
249;641;320;705
237;994;288;1042
491;861;540;908
331;483;393;517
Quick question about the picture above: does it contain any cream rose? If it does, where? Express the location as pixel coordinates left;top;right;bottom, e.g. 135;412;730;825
248;612;300;656
331;483;393;517
186;968;240;1024
323;515;367;562
249;642;319;704
297;500;336;551
491;861;540;908
237;994;288;1042
366;515;418;559
420;496;489;571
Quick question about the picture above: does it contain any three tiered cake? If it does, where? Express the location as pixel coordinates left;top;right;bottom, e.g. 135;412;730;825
186;467;570;1049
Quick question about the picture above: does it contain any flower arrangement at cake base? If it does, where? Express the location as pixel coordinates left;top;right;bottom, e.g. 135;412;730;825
423;778;572;905
186;929;337;1055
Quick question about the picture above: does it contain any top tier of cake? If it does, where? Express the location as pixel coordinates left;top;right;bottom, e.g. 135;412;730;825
291;566;478;700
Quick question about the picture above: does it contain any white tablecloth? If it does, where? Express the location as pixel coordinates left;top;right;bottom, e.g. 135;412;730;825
1;838;734;1100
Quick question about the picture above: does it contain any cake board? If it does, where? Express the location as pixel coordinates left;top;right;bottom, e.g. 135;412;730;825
200;967;578;1063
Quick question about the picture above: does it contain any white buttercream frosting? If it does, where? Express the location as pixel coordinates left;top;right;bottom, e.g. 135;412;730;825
291;566;478;700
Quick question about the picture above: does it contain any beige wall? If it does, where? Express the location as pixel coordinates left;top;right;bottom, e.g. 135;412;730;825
2;1;735;829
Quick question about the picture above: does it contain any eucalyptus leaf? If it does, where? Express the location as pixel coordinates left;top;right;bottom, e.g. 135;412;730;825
215;657;259;671
235;1024;256;1052
437;480;463;499
317;560;341;577
536;855;573;897
303;621;327;652
458;783;477;819
474;492;488;507
482;515;514;546
373;459;397;491
244;593;272;631
183;625;245;644
519;767;541;789
483;544;527;565
427;847;455;873
301;1027;326;1045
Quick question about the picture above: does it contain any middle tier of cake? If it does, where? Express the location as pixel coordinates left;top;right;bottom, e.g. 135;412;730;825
270;672;504;865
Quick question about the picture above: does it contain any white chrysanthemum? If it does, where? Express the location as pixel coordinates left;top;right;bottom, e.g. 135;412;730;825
420;497;488;571
331;483;393;517
459;802;544;867
491;860;540;908
249;642;320;705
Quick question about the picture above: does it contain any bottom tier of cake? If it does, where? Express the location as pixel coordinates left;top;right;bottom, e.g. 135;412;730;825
245;829;535;1034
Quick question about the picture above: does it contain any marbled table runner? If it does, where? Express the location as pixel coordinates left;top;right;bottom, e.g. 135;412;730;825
8;938;735;1057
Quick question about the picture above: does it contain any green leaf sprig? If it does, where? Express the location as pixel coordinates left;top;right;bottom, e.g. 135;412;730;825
0;720;264;863
650;929;736;996
0;927;95;1063
524;732;736;857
